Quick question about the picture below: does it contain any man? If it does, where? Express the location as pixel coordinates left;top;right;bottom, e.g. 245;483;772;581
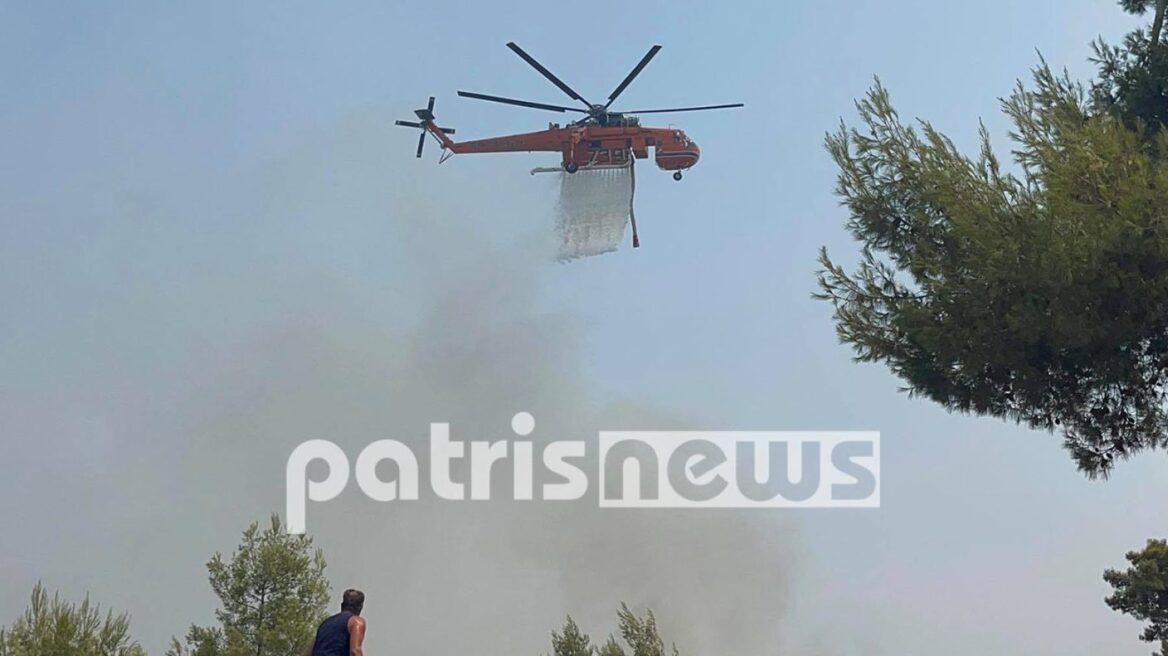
309;589;367;656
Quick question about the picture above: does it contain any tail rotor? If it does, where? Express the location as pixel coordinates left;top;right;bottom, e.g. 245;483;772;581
395;97;456;159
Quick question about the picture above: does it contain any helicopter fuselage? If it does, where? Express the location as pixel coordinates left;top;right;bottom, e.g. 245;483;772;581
426;121;700;174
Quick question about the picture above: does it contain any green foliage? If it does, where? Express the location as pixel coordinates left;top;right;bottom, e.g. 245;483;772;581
550;606;678;656
1120;0;1167;47
1092;0;1168;142
166;627;226;656
1105;539;1168;655
169;514;331;656
597;637;625;656
612;604;677;656
818;12;1168;476
552;617;593;656
0;583;145;656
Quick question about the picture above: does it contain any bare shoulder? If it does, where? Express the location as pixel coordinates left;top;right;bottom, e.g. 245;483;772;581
348;615;367;629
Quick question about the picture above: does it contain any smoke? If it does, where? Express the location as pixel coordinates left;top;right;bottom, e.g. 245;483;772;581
0;111;811;655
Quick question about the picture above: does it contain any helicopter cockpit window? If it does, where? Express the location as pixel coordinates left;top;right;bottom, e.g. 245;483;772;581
672;130;683;143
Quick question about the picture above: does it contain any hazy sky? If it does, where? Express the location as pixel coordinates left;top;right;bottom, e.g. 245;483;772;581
3;2;1168;655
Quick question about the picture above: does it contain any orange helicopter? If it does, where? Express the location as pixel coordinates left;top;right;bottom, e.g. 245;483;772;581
396;42;743;182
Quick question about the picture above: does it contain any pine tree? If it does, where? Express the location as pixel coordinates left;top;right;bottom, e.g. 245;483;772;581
169;514;331;656
1093;0;1168;139
1105;539;1168;655
0;583;145;656
551;606;679;656
552;617;593;656
817;2;1168;477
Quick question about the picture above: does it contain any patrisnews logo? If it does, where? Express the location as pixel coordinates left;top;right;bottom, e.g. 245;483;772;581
286;419;879;533
599;431;879;508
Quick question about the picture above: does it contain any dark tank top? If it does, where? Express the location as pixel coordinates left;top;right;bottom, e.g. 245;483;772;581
311;611;353;656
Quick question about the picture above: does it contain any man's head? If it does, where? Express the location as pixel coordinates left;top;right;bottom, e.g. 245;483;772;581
341;589;365;615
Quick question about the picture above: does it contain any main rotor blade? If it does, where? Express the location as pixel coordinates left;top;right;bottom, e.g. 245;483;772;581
416;131;426;158
395;120;423;128
457;90;587;113
623;103;745;114
605;45;662;109
505;42;591;107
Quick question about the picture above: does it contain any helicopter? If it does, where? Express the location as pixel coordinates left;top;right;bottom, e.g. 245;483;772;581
395;42;743;182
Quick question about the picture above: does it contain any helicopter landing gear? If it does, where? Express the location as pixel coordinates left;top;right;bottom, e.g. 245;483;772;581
565;161;579;174
673;171;683;181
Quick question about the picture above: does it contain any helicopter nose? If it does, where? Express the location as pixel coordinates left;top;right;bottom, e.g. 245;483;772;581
654;141;701;171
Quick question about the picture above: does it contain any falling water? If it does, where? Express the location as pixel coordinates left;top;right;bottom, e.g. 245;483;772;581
554;165;633;261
